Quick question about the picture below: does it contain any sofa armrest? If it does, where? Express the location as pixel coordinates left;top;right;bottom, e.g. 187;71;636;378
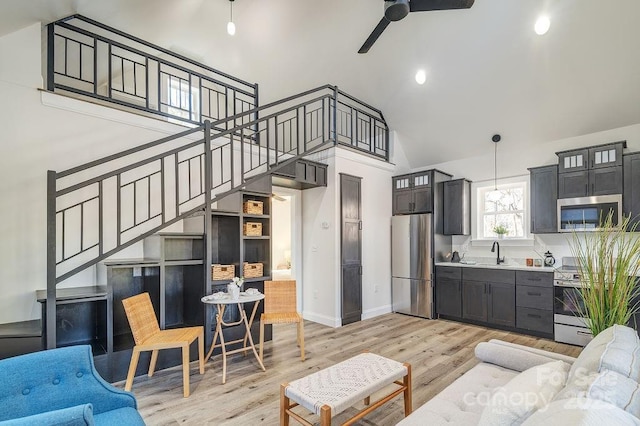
475;340;576;372
0;404;94;426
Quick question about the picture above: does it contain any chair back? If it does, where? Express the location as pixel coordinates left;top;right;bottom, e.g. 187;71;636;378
122;292;161;345
264;280;297;314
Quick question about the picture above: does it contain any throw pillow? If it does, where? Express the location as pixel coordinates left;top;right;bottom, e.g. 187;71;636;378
568;324;640;382
478;360;570;426
555;369;640;418
522;397;640;426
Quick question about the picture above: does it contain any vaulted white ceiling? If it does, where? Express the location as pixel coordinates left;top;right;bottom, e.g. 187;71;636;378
2;0;639;168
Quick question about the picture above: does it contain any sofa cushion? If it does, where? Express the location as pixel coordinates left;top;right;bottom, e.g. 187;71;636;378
555;369;640;418
521;397;640;425
478;360;570;426
568;324;640;382
396;362;518;426
0;404;94;426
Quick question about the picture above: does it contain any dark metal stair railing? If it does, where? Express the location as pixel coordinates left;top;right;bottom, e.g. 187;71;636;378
46;84;387;348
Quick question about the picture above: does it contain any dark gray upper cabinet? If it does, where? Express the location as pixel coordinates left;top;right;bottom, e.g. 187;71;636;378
529;165;558;234
556;141;625;198
392;171;432;214
624;153;640;229
443;179;471;235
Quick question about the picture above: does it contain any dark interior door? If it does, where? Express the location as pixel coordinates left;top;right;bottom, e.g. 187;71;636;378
341;174;362;326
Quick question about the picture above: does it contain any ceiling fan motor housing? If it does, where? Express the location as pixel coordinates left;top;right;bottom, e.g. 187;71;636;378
385;0;410;21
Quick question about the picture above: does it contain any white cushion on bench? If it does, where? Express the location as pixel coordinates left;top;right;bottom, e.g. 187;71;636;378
284;352;407;416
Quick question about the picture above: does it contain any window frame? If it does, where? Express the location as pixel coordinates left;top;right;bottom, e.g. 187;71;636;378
474;177;530;242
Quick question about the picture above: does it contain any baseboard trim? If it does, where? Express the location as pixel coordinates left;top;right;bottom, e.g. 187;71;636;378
302;311;340;328
362;305;392;320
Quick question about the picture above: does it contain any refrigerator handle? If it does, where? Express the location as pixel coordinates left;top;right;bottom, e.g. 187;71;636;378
358;221;362;230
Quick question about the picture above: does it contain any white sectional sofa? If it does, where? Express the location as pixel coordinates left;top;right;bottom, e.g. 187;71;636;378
398;324;640;425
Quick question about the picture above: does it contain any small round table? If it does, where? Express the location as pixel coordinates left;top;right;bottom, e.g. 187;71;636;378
201;292;266;384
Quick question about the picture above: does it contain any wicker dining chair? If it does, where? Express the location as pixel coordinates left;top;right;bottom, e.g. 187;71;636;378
121;292;205;398
259;280;305;363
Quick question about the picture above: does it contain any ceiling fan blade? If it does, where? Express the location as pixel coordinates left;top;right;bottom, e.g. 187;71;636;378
409;0;475;12
358;17;391;54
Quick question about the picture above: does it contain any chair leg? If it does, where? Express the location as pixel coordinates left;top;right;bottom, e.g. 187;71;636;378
298;320;305;361
125;347;141;392
182;343;190;398
148;349;159;377
198;329;205;375
259;320;265;363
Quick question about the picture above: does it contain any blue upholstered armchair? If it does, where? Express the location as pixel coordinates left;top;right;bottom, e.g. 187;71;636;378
0;345;145;425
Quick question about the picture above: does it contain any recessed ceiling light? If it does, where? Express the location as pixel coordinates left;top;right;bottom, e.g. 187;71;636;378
415;70;426;85
534;16;550;35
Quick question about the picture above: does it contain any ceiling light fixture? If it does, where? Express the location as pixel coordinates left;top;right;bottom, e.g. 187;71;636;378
486;134;502;202
415;69;426;85
227;0;236;36
534;16;550;35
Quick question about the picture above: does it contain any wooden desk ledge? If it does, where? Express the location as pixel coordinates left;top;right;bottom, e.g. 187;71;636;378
280;353;412;426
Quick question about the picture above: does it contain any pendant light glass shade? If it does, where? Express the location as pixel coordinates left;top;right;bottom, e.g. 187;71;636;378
227;0;236;35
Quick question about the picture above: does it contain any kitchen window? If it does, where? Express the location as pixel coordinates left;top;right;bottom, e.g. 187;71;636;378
476;181;528;240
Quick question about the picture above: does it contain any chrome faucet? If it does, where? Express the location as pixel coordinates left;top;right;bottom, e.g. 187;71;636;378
491;241;505;265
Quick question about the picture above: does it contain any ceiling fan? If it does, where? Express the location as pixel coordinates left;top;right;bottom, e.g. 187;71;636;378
358;0;475;54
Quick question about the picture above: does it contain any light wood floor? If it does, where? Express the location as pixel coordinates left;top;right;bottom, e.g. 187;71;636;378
125;314;582;425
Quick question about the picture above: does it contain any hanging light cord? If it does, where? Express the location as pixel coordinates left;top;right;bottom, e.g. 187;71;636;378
230;0;234;23
494;141;497;191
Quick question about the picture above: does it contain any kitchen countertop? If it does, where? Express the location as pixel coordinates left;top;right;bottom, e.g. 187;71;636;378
435;262;556;273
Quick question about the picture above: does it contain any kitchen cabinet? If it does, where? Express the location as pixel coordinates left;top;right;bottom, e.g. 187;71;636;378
392;170;452;215
461;268;515;327
624;152;640;229
435;266;462;318
443;179;471;235
515;270;553;337
556;142;625;199
529;165;558;234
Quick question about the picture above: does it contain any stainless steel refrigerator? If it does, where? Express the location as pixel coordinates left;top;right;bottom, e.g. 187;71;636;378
392;214;450;318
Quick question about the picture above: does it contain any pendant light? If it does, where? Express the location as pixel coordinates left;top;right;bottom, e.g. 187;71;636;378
486;134;502;202
227;0;236;36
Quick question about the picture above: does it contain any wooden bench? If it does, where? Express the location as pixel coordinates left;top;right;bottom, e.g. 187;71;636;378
280;353;412;426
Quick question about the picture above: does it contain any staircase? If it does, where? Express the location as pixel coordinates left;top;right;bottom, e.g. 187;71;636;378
45;16;389;349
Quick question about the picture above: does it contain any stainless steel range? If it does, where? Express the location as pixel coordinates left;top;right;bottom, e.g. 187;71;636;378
553;258;592;346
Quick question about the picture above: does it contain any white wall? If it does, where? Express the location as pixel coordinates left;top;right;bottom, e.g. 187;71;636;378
0;23;194;323
301;148;394;327
419;123;640;265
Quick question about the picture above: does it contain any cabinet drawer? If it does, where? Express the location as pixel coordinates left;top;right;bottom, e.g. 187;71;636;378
436;266;461;280
462;268;515;284
515;270;553;287
516;285;553;310
516;307;553;334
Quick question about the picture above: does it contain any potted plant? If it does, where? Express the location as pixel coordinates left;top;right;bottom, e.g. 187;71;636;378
493;224;509;239
568;212;640;337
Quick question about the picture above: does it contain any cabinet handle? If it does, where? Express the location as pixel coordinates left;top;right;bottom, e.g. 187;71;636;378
528;278;542;281
527;314;542;319
585;183;588;195
487;284;491;294
527;292;541;296
591;183;594;194
358;221;362;230
577;331;591;336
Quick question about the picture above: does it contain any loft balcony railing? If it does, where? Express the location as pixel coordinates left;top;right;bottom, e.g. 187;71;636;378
45;15;388;160
46;15;258;129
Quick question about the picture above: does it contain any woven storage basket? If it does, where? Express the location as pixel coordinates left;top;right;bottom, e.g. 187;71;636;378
243;222;263;236
243;200;264;215
243;262;264;278
212;264;235;280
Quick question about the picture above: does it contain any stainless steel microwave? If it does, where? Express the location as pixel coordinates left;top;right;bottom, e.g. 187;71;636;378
557;194;622;232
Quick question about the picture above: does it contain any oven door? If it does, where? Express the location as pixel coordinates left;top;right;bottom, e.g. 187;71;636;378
554;285;586;317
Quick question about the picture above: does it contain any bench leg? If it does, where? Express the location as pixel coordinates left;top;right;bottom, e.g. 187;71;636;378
280;383;290;426
403;362;412;416
320;405;331;426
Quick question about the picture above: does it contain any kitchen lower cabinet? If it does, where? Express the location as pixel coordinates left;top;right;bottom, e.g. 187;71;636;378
462;280;487;322
436;277;462;318
487;282;515;327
